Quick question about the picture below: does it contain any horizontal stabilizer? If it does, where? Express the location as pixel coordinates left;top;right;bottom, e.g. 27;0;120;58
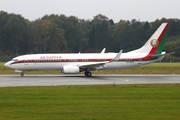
152;52;175;57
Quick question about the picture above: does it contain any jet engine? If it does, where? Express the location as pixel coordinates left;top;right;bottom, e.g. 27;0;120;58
62;65;80;74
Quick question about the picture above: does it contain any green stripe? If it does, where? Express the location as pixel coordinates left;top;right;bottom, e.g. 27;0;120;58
155;29;168;55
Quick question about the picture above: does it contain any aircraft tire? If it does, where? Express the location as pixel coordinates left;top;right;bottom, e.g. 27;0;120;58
21;73;24;77
84;71;92;77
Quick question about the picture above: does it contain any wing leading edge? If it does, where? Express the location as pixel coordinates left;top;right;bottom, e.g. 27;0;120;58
78;50;123;70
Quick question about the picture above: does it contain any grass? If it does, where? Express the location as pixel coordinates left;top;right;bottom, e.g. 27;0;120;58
1;62;180;119
0;84;180;120
1;62;180;74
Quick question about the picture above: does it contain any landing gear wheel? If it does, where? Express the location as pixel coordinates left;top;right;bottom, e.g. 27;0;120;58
84;71;92;77
20;73;24;77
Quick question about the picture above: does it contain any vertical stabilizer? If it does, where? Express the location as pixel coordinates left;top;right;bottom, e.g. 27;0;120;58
128;23;168;57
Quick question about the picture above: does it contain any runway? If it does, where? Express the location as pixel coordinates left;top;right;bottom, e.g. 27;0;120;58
0;74;180;87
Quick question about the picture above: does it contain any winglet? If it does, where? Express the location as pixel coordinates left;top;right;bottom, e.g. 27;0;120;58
101;48;106;54
113;50;123;61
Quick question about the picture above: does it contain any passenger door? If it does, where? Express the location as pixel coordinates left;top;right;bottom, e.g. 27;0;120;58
24;57;29;65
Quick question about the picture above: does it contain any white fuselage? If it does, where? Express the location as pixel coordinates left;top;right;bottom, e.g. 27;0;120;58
5;52;162;72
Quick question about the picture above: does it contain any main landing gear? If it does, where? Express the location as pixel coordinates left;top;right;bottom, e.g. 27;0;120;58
84;71;92;77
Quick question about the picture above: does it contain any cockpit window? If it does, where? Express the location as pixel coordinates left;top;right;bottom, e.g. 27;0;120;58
12;59;18;61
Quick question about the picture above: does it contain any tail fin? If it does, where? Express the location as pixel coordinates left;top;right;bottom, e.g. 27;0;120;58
128;23;168;59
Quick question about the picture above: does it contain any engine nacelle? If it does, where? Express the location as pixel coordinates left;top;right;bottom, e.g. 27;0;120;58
62;65;80;74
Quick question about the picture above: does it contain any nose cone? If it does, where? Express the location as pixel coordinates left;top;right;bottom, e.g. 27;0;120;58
4;62;8;67
4;61;11;68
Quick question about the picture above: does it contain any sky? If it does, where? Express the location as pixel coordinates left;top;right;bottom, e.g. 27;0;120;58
0;0;180;23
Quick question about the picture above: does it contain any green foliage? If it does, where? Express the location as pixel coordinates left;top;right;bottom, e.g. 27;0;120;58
28;20;66;53
0;10;180;60
165;35;180;57
0;11;30;55
0;84;180;120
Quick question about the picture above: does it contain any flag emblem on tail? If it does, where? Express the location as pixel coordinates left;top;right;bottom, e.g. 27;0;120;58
150;39;159;47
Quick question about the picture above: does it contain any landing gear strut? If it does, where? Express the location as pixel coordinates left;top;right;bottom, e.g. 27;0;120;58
20;72;24;77
84;71;92;77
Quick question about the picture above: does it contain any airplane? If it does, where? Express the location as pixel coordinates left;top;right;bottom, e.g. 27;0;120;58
5;23;169;77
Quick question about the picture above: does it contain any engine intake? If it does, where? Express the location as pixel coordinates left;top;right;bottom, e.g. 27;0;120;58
62;65;80;74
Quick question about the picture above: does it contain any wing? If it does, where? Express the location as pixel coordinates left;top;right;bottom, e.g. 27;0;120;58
78;61;109;70
78;50;123;70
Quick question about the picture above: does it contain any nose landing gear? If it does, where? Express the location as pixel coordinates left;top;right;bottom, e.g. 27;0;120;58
20;72;24;77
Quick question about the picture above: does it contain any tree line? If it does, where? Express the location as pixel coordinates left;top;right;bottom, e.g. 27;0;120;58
0;10;180;61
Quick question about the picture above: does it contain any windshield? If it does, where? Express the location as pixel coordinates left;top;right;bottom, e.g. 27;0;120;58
12;59;18;62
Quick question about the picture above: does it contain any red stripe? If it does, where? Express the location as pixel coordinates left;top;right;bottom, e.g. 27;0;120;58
140;23;168;60
11;57;159;65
